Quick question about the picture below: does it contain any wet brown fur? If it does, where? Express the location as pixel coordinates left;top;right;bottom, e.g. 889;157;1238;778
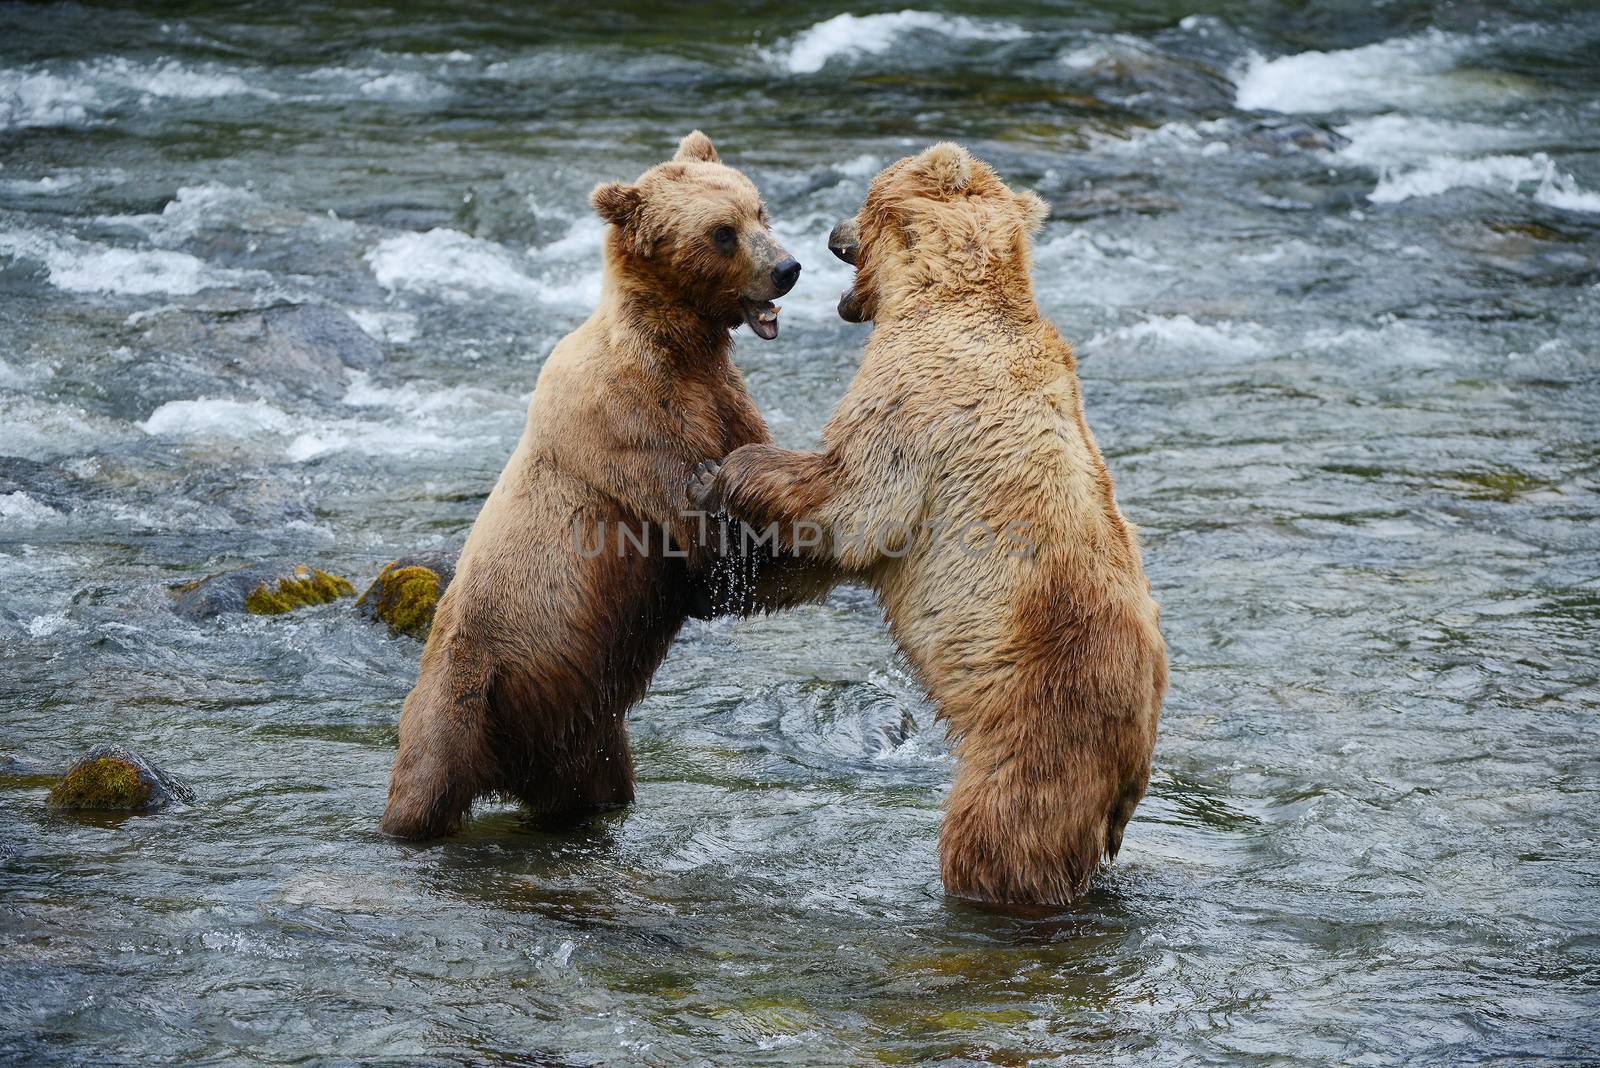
705;144;1167;905
380;132;830;839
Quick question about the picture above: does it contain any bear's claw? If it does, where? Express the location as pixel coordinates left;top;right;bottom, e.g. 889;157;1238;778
688;459;723;513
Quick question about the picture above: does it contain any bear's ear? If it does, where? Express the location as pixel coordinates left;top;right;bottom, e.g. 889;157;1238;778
1014;190;1049;234
916;142;972;196
674;130;720;164
591;182;642;227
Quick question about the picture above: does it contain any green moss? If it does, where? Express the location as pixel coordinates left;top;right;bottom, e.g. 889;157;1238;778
711;1001;808;1033
245;566;355;615
864;1002;1042;1066
1445;468;1553;502
0;771;61;791
48;756;150;810
1323;463;1556;503
1486;218;1564;241
357;562;441;638
928;1008;1033;1030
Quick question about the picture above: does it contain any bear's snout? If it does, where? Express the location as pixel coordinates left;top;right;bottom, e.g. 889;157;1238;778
770;257;801;296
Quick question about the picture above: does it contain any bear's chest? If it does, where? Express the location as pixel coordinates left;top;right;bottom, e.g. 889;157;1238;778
658;381;764;459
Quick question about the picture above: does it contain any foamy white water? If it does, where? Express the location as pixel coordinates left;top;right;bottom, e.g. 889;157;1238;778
1087;314;1272;361
307;66;449;102
0;491;62;524
282;424;471;464
528;215;605;260
95;184;271;246
769;214;858;322
769;11;1027;74
1234;30;1485;113
1369;152;1600;211
340;371;519;418
1301;319;1460;367
0;69;99;129
348;309;419;345
834;154;882;178
0;357;51;390
0;58;272;129
1032;228;1170;309
0;230;268;295
139;394;499;464
102;57;266;100
140;398;298;439
367;228;541;299
1335;116;1538;167
367;227;601;306
0;393;138;460
0;174;82;196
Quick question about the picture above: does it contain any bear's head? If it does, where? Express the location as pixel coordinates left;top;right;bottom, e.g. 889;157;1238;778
827;142;1047;324
590;131;799;340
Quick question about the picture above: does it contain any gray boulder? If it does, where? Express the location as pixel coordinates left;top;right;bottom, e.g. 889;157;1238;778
111;303;382;417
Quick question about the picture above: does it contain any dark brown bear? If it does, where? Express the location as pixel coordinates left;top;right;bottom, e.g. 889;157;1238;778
380;132;827;839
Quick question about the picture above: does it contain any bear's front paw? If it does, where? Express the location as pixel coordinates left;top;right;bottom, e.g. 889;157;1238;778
687;459;724;513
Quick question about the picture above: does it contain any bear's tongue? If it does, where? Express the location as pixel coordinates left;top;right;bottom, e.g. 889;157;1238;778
741;297;780;340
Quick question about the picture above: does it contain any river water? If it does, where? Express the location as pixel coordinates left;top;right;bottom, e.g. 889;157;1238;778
2;3;1598;1065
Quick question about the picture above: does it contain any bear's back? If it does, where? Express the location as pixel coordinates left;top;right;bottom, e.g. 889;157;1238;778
856;311;1152;697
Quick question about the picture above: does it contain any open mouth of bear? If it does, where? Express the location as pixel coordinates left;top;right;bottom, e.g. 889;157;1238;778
828;219;865;322
837;284;866;323
740;296;781;340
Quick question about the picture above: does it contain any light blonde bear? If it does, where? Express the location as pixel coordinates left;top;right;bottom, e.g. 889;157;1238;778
693;143;1167;905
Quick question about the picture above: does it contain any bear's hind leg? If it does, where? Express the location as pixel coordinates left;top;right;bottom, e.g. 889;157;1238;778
506;713;636;828
380;652;496;840
381;739;482;839
939;749;1115;906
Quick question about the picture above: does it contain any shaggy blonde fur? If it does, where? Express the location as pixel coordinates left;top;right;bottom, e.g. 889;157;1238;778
697;143;1167;905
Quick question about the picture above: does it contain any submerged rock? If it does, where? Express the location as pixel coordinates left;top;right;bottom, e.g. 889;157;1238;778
114;302;383;416
0;751;54;790
0;456;83;513
1246;118;1351;154
142;301;382;377
171;562;356;620
47;745;192;812
1059;37;1235;113
357;552;456;639
189;472;319;527
246;566;356;615
1048;182;1180;221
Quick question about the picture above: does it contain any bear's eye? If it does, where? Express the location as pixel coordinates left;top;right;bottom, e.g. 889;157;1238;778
712;225;737;253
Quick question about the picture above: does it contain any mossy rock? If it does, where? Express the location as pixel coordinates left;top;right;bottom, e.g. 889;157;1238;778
357;552;456;639
47;745;192;812
171;562;356;620
1443;467;1553;502
1486;218;1566;242
245;566;355;615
